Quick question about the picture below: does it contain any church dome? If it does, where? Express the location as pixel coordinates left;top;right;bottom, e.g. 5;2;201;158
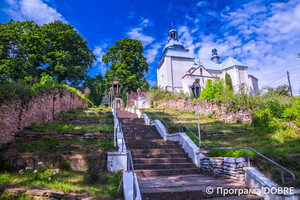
163;28;185;52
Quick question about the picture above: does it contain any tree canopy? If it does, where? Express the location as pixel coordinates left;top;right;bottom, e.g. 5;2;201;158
85;74;106;106
225;73;233;91
102;38;149;92
0;20;95;85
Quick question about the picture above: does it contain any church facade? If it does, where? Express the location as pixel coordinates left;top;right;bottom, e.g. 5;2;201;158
156;29;259;95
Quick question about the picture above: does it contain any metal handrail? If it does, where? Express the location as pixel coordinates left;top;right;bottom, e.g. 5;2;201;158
142;110;295;185
114;114;138;199
127;150;137;199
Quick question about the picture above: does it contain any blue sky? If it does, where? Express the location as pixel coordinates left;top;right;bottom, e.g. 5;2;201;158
1;0;300;95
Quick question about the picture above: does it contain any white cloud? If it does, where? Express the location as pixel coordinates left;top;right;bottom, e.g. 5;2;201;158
216;0;300;94
127;27;154;46
196;1;209;7
144;43;162;64
93;45;108;75
4;0;66;24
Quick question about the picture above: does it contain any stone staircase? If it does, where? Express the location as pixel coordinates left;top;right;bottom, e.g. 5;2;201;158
117;110;262;200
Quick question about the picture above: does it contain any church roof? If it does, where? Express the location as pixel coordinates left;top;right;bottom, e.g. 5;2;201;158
199;60;221;70
163;40;186;52
221;57;247;69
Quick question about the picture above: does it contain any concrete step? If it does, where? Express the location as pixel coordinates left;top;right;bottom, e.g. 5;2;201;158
124;136;162;140
131;149;185;154
133;157;192;164
132;153;188;159
126;140;181;145
127;145;182;149
135;168;201;177
134;163;196;170
138;174;260;200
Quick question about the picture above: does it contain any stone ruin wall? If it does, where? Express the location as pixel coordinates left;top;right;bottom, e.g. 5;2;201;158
0;88;89;144
127;91;149;108
201;157;246;181
156;98;252;124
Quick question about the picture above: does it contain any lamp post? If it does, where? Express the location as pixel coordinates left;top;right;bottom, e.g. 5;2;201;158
111;79;121;148
110;87;114;108
111;79;121;113
126;92;129;108
108;92;111;107
137;88;141;108
190;81;201;151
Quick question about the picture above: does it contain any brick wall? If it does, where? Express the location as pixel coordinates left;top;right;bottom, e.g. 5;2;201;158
156;98;252;123
0;88;88;144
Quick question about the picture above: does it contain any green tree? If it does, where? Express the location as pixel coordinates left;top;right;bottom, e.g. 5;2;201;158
85;74;106;106
200;78;226;100
0;20;95;85
41;21;95;85
0;20;45;81
275;84;290;96
225;73;233;91
265;84;290;96
102;38;149;92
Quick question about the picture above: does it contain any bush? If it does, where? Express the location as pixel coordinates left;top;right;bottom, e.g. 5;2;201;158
0;80;37;105
252;108;273;128
32;73;56;92
209;149;255;157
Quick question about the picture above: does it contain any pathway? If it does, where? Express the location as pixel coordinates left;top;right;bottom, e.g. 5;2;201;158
117;110;262;200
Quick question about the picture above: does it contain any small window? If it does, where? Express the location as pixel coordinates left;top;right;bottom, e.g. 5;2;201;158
200;68;203;75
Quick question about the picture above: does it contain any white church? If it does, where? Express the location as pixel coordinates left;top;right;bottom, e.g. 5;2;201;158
157;28;259;95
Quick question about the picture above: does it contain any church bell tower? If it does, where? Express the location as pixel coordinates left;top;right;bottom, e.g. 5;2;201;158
211;48;220;64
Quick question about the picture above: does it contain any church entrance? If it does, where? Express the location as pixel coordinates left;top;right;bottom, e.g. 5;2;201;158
115;98;124;110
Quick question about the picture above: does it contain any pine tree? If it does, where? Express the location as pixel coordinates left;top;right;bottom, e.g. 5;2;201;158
225;73;233;91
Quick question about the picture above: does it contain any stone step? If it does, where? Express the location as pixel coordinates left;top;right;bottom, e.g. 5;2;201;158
132;153;188;159
138;174;259;200
134;163;196;170
133;157;192;164
55;116;113;124
16;131;110;140
127;144;181;149
127;145;181;149
135;168;201;177
124;136;162;140
131;149;185;154
126;141;179;146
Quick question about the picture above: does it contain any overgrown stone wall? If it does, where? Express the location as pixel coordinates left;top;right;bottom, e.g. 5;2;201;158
156;98;252;124
0;88;89;144
200;157;246;181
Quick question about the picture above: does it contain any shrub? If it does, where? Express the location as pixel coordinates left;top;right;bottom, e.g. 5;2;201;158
32;73;56;92
252;108;273;128
0;80;37;105
209;149;255;157
207;113;213;118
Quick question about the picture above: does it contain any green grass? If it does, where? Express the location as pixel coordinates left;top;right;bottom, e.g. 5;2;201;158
26;121;113;133
144;108;300;187
145;109;248;134
59;108;113;118
0;170;122;199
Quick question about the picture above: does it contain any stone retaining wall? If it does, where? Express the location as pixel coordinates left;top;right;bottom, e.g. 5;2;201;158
200;157;246;181
156;98;252;123
0;88;89;144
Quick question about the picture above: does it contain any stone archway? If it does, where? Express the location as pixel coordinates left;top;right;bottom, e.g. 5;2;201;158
115;98;124;110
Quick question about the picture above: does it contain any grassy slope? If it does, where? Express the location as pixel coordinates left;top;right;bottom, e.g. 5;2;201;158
145;108;300;187
0;108;122;199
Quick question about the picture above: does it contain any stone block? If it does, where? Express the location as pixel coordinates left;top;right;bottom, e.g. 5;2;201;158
224;157;236;163
236;157;245;163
